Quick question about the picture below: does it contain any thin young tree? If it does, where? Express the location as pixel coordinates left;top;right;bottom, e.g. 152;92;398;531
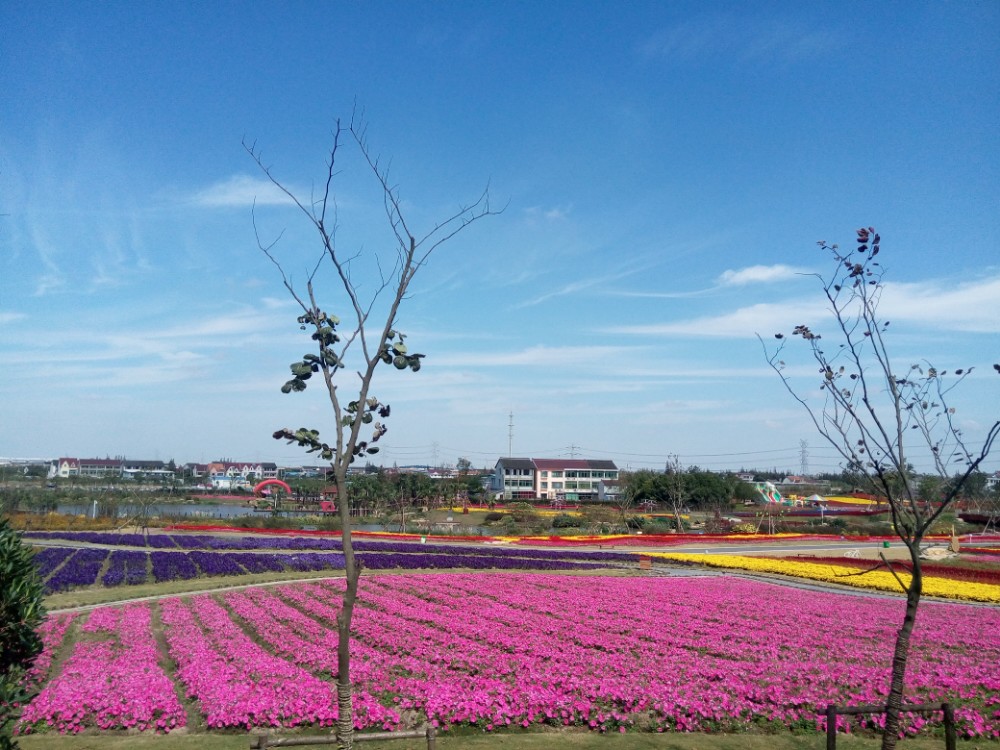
761;228;999;750
245;115;496;749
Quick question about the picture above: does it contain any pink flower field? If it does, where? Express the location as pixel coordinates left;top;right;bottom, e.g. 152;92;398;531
18;573;1000;738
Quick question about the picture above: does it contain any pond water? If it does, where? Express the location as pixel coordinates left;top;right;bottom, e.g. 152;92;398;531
58;502;263;519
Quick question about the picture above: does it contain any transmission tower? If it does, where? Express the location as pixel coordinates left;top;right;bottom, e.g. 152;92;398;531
508;411;514;457
799;439;810;476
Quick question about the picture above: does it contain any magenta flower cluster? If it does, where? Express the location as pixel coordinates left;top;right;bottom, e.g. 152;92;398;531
19;604;185;734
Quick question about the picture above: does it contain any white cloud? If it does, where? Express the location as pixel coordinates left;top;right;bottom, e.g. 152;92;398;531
523;205;571;222
0;312;26;325
879;276;1000;333
191;175;297;208
717;264;808;286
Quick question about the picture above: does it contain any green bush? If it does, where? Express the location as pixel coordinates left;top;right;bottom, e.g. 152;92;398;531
551;513;580;529
508;502;540;525
624;515;646;530
1;516;46;749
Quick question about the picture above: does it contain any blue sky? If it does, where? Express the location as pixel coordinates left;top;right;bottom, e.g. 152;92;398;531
2;2;998;474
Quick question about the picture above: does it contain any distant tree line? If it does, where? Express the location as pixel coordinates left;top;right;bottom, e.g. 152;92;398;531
622;468;758;511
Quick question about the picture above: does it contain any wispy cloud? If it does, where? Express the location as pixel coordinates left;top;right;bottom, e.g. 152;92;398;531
639;14;836;64
435;344;643;368
191;175;297;208
611;263;809;300
606;274;1000;339
514;266;644;308
0;312;26;325
607;302;824;339
717;264;809;286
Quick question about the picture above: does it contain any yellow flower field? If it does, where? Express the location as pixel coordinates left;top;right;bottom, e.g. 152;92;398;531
653;552;1000;603
823;495;882;505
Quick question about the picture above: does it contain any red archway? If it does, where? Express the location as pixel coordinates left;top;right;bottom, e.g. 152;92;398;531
253;478;292;497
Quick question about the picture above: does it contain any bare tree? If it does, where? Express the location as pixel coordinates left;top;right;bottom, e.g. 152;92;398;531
665;455;688;531
761;228;999;750
246;114;497;749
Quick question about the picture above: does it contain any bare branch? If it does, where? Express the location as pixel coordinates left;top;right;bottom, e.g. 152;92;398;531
878;551;909;594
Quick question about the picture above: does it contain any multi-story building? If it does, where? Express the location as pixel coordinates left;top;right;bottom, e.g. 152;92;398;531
49;457;174;480
493;458;537;500
492;457;620;503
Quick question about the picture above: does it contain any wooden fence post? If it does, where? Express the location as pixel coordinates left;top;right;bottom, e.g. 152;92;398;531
943;703;956;750
826;704;837;750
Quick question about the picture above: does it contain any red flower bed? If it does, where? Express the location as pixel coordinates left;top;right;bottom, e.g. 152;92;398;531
781;555;1000;586
962;547;1000;558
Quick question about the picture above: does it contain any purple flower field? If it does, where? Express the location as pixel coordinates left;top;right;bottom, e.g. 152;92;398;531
17;574;1000;739
28;532;631;593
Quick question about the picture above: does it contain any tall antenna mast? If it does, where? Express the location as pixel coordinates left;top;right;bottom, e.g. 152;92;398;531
508;411;514;457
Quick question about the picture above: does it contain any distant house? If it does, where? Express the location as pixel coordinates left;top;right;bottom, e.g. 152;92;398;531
207;461;279;489
492;457;620;502
121;459;173;481
279;465;330;479
51;457;122;479
492;458;537;501
780;475;810;486
987;472;1000;490
50;458;81;478
183;463;211;480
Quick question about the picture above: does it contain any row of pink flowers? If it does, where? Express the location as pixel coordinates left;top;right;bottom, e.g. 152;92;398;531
23;612;75;688
18;605;185;734
159;594;339;729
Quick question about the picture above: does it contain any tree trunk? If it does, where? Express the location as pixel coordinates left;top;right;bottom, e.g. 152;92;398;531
880;547;922;750
335;476;360;750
